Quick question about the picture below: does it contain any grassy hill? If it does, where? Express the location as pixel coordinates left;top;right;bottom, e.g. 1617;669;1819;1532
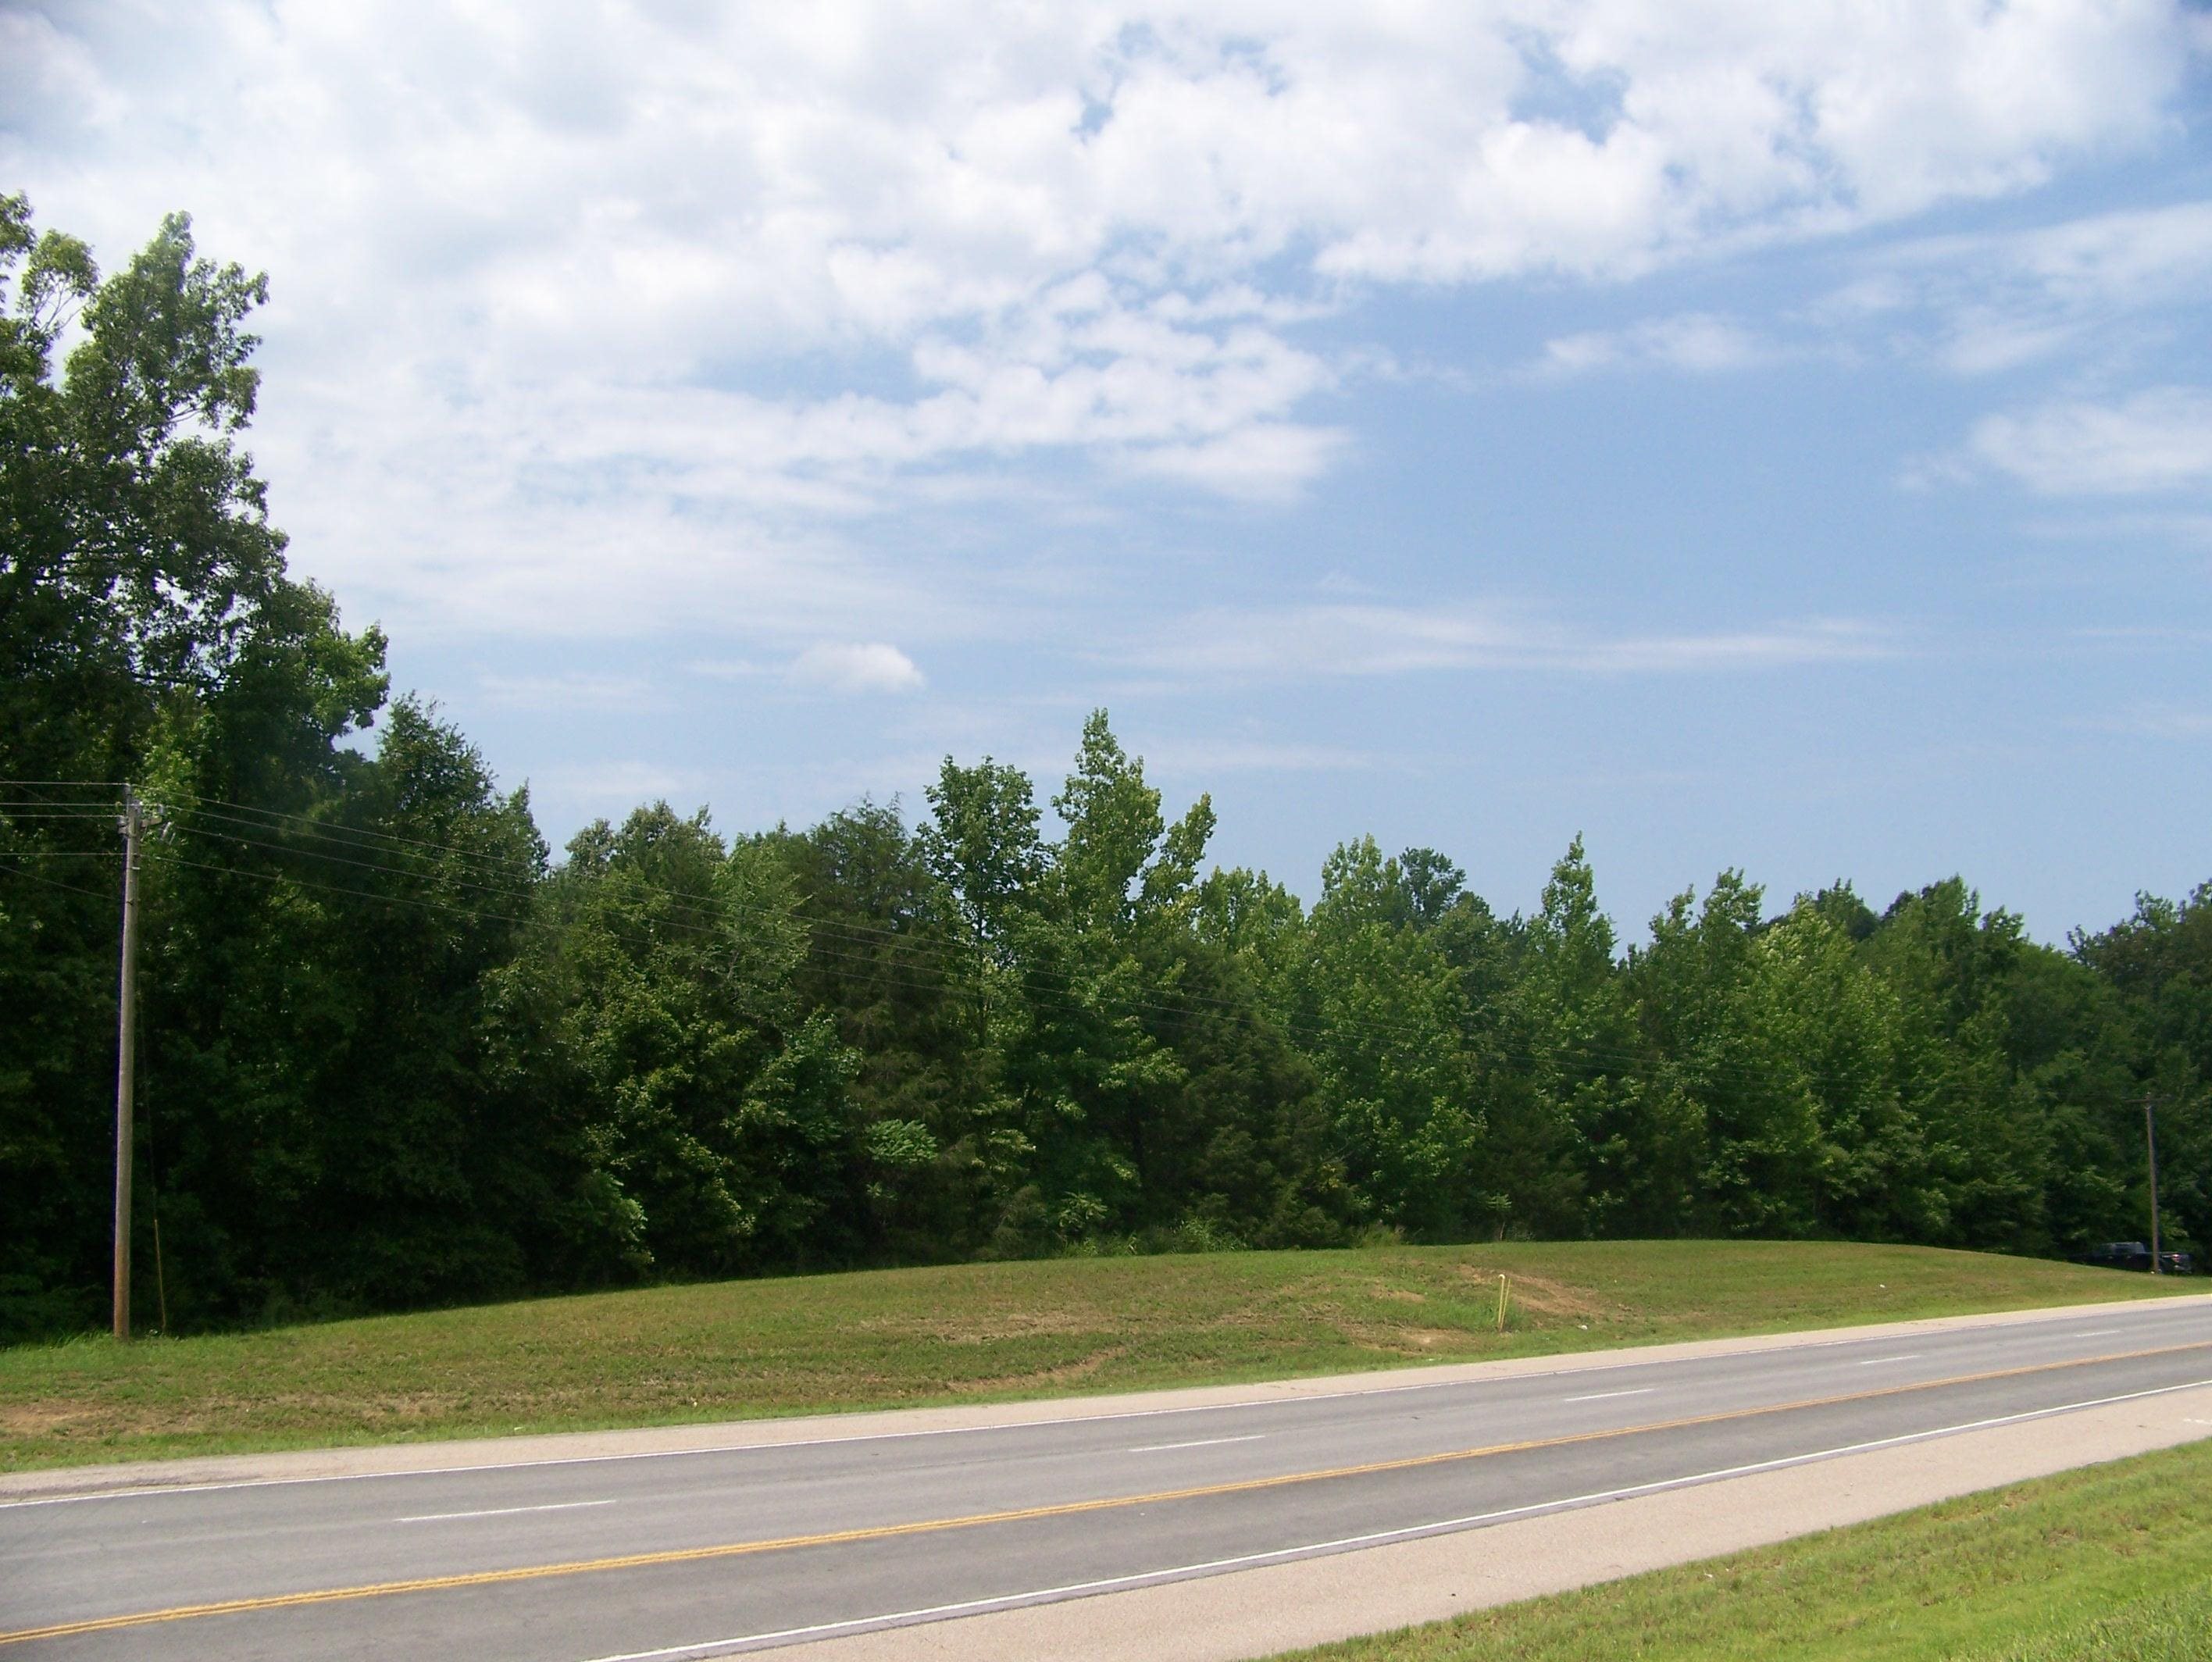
1;1240;2196;1472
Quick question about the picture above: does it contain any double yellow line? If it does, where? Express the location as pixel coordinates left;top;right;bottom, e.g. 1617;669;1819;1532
7;1338;2210;1648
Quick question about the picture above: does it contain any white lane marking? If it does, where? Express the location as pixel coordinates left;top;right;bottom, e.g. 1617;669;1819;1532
2076;1329;2125;1338
1126;1435;1267;1453
1856;1354;1924;1365
398;1500;619;1524
570;1375;2212;1662
12;1299;2207;1510
1561;1388;1656;1403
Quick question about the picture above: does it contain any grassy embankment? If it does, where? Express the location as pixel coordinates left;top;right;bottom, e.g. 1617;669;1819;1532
2;1239;2196;1472
1272;1433;2212;1662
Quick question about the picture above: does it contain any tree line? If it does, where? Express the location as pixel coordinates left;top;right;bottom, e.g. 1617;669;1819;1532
3;202;2205;1342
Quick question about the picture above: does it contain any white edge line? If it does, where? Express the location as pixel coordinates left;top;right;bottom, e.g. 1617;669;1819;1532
572;1375;2212;1662
1561;1388;1656;1403
398;1499;619;1524
1855;1354;1925;1365
1126;1435;1267;1453
9;1300;2208;1511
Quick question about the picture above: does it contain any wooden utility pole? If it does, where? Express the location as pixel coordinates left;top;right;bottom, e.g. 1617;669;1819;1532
113;787;142;1340
2146;1095;2162;1277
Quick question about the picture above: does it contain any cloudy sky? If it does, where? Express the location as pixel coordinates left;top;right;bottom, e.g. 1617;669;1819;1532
8;0;2212;937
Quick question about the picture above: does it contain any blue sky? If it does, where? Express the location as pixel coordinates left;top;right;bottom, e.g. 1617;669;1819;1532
7;2;2212;939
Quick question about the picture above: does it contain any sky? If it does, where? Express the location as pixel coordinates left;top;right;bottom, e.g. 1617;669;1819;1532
6;0;2212;940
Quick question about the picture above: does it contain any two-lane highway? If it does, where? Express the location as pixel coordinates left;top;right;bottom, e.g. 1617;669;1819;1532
5;1297;2210;1660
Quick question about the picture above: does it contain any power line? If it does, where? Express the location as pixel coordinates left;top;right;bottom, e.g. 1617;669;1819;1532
143;814;1368;1059
140;815;2185;1115
3;779;2193;1115
130;783;2121;1061
141;794;2182;1104
129;797;1908;1096
144;839;1183;1048
0;862;119;901
147;790;1390;1043
162;808;539;907
154;789;544;879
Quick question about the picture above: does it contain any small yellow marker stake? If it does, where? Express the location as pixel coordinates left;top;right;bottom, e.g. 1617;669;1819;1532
1496;1272;1509;1334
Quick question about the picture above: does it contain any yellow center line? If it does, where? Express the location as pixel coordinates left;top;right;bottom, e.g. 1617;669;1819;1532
6;1338;2209;1648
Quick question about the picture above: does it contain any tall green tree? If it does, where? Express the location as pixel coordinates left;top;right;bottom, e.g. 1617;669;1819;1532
1289;837;1482;1236
0;200;391;1334
2074;886;2212;1254
137;701;539;1321
772;801;995;1260
1868;881;2051;1251
483;807;860;1284
1481;837;1624;1237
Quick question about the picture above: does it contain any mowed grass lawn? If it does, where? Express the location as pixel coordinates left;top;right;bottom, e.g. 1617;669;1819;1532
1272;1433;2212;1662
1;1240;2197;1471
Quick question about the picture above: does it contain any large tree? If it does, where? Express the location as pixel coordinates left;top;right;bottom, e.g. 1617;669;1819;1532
0;200;391;1334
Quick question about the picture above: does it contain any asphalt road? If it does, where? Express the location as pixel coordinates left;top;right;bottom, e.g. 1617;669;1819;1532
5;1298;2210;1660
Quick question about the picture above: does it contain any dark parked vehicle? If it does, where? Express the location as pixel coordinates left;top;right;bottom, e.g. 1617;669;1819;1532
2071;1241;2193;1275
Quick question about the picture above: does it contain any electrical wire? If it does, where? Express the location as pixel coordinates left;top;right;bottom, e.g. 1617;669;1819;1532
154;789;544;879
3;779;2192;1115
0;862;119;901
95;794;2178;1100
141;813;2180;1115
146;790;1447;1046
144;807;1451;1063
146;835;1265;1050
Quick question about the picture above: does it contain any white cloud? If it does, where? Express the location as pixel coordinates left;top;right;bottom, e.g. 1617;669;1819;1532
789;642;928;694
476;671;664;712
2;1;2196;635
2035;511;2212;550
528;760;713;824
1968;388;2212;494
1120;422;1350;500
1136;601;1889;679
2075;701;2212;737
1832;199;2212;374
1536;312;1764;377
1148;737;1395;773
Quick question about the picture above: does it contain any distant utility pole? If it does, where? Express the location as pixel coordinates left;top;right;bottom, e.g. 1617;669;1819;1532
2145;1094;2162;1277
113;787;142;1341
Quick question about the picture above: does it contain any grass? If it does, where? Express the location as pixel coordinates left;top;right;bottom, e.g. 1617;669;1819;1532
0;1240;2196;1473
1268;1433;2212;1662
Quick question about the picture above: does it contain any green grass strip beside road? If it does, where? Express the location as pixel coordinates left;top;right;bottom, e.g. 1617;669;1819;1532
2;1239;2198;1472
1986;1584;2212;1662
1270;1435;2212;1662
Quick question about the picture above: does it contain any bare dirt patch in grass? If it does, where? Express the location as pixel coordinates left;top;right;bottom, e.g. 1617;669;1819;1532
1457;1264;1620;1322
948;1345;1134;1394
898;1311;1106;1345
1368;1284;1429;1304
0;1402;98;1436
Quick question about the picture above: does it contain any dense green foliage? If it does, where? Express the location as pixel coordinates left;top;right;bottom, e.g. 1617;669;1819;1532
3;203;2207;1339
